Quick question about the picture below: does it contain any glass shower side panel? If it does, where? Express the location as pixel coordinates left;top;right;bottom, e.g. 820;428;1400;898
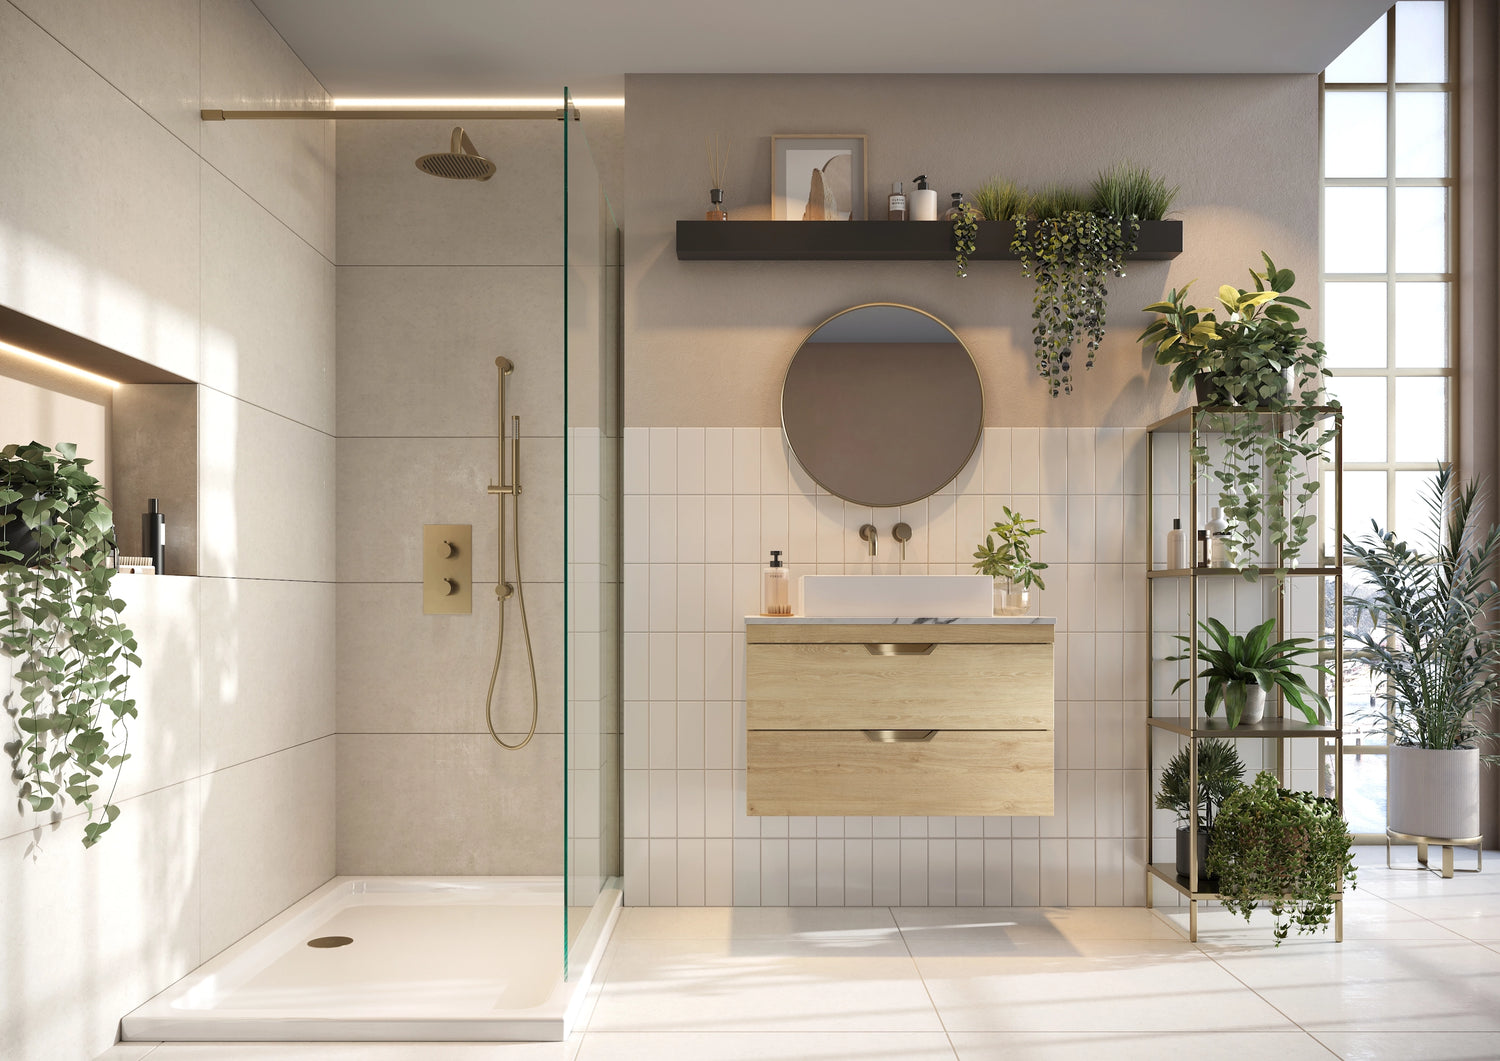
563;89;623;976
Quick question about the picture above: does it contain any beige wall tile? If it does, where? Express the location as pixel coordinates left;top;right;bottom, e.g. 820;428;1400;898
336;580;562;736
337;265;564;438
198;387;336;581
0;2;200;380
336;435;562;584
335;733;562;875
336;119;562;266
201;577;336;772
0;779;201;1061
201;166;337;433
10;0;201;148
198;737;335;959
199;0;335;259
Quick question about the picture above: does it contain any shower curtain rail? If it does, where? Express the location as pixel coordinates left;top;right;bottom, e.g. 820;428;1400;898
202;107;578;121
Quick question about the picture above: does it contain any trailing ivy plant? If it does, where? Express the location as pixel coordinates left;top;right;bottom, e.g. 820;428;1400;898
950;200;980;278
1012;209;1138;397
1206;771;1356;944
0;442;138;847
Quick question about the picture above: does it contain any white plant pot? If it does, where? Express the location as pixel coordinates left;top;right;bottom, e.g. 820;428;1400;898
993;581;1029;616
1216;682;1265;726
1388;745;1481;840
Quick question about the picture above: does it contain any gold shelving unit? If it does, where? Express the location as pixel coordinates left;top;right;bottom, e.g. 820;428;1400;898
1144;405;1344;941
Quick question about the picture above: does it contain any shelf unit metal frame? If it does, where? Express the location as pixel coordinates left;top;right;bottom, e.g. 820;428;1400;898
1144;404;1345;942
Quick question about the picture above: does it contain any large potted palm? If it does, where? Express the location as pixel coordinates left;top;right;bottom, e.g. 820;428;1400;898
1344;465;1500;842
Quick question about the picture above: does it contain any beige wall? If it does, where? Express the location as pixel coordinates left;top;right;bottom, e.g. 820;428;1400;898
624;73;1318;429
0;3;337;1058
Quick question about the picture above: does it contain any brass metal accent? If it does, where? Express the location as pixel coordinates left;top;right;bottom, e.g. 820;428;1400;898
863;642;936;656
423;524;472;614
1386;828;1484;878
863;729;937;742
201;107;576;121
892;521;912;560
306;936;354;948
858;523;878;556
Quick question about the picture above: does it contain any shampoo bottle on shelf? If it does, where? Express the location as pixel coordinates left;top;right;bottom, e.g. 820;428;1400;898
1166;518;1189;571
762;550;791;616
1206;506;1231;567
909;175;938;221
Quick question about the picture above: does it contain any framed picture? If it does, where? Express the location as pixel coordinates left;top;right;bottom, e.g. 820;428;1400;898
771;135;867;221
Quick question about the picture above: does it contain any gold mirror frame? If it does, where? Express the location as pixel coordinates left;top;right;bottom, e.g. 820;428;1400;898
780;303;984;508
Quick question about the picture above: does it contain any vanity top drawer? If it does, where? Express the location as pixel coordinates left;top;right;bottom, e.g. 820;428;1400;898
747;641;1053;731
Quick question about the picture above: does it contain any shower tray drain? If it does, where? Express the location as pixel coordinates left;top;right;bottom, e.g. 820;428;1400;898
306;935;354;948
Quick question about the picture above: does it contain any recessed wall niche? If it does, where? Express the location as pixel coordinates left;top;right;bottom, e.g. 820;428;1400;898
0;305;198;575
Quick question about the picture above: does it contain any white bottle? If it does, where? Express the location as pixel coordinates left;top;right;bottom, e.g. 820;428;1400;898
1167;518;1190;571
1206;507;1231;567
909;174;938;221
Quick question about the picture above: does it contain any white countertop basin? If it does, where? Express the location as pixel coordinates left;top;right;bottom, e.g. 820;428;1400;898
799;574;996;618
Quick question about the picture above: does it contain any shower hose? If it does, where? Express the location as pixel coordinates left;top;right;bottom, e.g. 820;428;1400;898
484;428;539;751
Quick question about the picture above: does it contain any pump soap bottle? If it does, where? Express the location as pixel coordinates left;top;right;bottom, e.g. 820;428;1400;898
910;175;938;220
762;550;791;616
143;498;165;574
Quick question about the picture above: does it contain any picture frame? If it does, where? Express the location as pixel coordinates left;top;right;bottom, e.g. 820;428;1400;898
771;135;867;221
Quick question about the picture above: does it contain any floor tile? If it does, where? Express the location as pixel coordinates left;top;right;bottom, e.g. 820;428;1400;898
587;938;943;1032
949;1031;1335;1060
893;907;1189;955
916;940;1296;1032
576;1032;957;1060
94;1046;161;1061
118;1045;578;1060
612;905;899;940
1313;1031;1500;1060
1152;892;1464;944
1204;939;1500;1031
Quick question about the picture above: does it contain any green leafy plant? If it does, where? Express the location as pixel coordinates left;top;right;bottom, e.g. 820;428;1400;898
1091;161;1179;221
971;506;1048;590
1207;771;1356;943
1167;617;1330;729
973;177;1027;221
1026;183;1093;219
1155;738;1245;828
1344;465;1500;757
0;441;138;847
951;199;980;278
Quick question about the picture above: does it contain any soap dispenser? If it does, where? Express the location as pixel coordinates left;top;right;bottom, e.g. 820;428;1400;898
762;550;791;616
910;175;938;221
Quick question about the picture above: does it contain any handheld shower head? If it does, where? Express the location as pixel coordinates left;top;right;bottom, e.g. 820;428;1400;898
416;127;496;181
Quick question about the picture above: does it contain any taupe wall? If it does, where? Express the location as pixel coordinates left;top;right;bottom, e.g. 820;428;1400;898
0;3;337;1058
625;73;1318;429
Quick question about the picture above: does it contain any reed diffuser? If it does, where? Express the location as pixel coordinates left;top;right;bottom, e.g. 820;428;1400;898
706;134;730;221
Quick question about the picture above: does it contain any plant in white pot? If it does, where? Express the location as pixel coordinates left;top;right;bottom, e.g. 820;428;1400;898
1168;617;1330;729
972;507;1047;616
1344;465;1500;843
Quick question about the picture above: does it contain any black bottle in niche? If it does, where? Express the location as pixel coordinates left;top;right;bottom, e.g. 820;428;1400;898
143;498;165;574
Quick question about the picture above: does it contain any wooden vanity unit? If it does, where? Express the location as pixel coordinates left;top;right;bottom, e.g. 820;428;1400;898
745;619;1055;816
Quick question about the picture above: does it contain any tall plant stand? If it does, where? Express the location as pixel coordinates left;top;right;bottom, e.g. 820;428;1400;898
1143;405;1345;942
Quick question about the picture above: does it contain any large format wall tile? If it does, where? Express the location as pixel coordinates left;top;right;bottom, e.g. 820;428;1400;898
336;733;562;875
201;165;336;433
336;580;563;736
336;265;564;438
0;1;200;380
201;577;336;772
198;737;335;958
336;119;563;267
9;0;201;147
199;0;335;259
198;387;336;582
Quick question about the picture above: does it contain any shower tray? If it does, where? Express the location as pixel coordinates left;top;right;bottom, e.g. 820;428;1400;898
122;876;620;1042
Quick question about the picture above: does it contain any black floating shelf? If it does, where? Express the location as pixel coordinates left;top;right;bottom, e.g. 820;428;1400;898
676;219;1183;262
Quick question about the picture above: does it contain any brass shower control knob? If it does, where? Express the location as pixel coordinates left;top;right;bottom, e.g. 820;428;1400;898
439;539;456;558
443;578;459;596
423;524;473;615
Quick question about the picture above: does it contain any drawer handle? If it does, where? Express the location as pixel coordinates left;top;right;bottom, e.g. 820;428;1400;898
864;643;936;656
863;729;938;742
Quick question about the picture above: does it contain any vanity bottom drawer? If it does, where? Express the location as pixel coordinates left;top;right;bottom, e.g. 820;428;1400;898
746;730;1053;817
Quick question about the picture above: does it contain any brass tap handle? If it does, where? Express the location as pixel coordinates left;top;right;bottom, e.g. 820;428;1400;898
892;522;912;561
858;523;878;557
439;540;456;558
442;577;459;596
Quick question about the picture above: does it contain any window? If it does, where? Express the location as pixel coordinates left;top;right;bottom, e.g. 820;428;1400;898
1321;1;1454;836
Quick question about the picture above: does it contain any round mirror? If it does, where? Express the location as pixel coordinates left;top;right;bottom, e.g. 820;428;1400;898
781;303;983;507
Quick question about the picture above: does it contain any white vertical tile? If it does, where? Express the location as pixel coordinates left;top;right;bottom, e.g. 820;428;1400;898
1040;769;1069;838
704;701;733;770
705;770;733;837
816;838;844;905
956;838;985;905
1125;768;1150;837
872;838;901;905
899;817;928;838
927;838;957;906
649;496;678;564
898;499;927;565
704;496;734;564
956;816;983;838
704;428;733;492
1124;837;1149;905
789;816;818;838
1066;428;1095;494
624;837;649;906
927;493;958;564
625;568;649;638
845;816;873;838
733;837;761;905
1094;565;1124;633
1095;837;1125;906
1094;700;1126;770
678;496;706;564
649;634;676;701
624;702;650;771
873;816;901;838
1037;494;1068;566
1068;702;1097;770
649;427;676;494
676;693;705;767
1066;770;1096;835
984;838;1012;905
761;494;789;559
983;428;1011;494
816;816;846;837
624;427;649;495
955;438;983;495
1011;838;1040;905
788;838;818;905
760;838;789;905
677;770;705;836
704;564;733;632
1095;631;1124;700
1040;838;1069;905
788;439;817;495
733;496;762;564
732;427;761;493
733;565;759;627
1095;427;1124;494
1042;564;1069;631
927;816;956;839
705;838;734;904
1040;429;1069;492
760;813;788;838
1068;633;1095;700
704;633;733;702
623;769;649;836
844;838;873;905
625;632;649;702
677;564;705;631
815;494;845;564
1095;495;1124;564
787;490;817;569
649;770;676;837
677;839;706;906
1067;838;1097;905
899;839;928;905
760;427;790;493
955;494;986;570
624;495;648;564
1124;493;1149;568
733;771;760;838
1067;497;1096;562
1122;429;1148;494
1011;428;1040;494
1095;770;1125;837
983;816;1011;838
676;427;705;494
1066;571;1093;634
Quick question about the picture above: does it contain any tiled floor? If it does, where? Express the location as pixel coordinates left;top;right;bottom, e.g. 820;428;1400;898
100;847;1500;1061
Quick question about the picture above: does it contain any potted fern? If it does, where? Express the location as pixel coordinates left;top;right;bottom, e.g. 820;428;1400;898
972;506;1047;616
1155;739;1245;880
1344;465;1500;842
1168;617;1330;729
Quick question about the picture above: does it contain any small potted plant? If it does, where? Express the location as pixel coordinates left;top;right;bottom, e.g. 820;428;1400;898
1167;617;1330;729
1207;771;1357;943
972;506;1047;616
1155;738;1245;880
1344;465;1500;843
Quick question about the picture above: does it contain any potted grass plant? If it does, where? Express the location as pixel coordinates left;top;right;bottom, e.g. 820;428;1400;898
1343;465;1500;842
1155;738;1246;880
972;506;1047;616
1168;617;1330;729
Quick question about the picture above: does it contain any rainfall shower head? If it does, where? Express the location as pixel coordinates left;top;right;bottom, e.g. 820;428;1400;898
415;127;496;181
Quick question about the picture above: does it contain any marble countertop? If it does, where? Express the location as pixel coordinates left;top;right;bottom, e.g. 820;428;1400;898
744;615;1056;625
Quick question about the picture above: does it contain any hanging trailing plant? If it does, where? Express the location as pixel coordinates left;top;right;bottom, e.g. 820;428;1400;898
1;441;138;847
950;200;980;278
1012;209;1138;396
